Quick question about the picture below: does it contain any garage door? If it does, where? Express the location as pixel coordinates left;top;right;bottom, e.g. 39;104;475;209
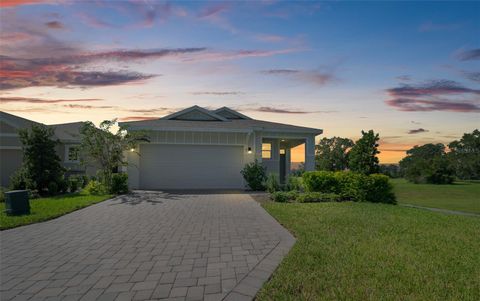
139;144;245;190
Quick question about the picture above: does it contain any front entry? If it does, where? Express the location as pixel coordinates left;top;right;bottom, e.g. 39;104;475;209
279;149;286;184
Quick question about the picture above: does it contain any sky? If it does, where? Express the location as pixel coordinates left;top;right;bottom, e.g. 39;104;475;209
0;0;479;163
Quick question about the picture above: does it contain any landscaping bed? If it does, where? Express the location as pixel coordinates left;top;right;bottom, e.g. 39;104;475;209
257;202;480;300
0;193;112;230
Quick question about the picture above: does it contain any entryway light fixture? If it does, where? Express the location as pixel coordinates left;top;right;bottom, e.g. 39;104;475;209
247;147;252;154
130;148;135;152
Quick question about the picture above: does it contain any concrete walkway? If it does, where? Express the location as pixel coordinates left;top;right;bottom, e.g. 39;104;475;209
0;192;294;301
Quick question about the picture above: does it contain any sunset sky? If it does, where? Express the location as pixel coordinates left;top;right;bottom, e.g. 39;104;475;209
0;0;479;163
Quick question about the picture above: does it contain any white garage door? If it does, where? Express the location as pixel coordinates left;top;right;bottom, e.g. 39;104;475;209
139;144;245;190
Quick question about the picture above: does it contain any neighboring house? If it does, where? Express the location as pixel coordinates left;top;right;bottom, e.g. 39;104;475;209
120;105;322;190
0;111;91;187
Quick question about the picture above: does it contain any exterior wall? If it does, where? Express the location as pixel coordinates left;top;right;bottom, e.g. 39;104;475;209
304;135;316;171
262;138;280;175
0;149;22;187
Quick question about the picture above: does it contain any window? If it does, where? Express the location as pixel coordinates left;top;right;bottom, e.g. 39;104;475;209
262;143;272;159
66;145;79;163
280;149;286;155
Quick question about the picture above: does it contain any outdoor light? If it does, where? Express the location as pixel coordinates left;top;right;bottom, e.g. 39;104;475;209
130;148;135;152
247;147;252;154
281;139;285;142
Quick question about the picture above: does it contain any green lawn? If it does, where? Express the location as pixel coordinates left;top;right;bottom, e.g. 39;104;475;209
257;202;480;301
392;178;480;214
0;193;112;230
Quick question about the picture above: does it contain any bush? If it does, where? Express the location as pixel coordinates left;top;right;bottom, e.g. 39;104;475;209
68;177;80;193
48;182;58;196
110;173;129;194
9;168;35;191
84;180;107;195
302;171;396;204
297;192;342;203
286;176;304;191
265;173;281;193
81;175;89;188
0;187;6;202
270;191;298;203
241;160;267;191
58;178;68;194
302;171;338;193
364;174;396;204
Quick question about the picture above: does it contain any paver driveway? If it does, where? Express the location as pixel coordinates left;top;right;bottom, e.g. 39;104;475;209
1;192;294;301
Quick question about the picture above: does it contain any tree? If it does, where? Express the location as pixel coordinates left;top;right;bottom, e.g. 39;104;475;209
17;124;65;194
348;130;380;175
448;129;480;180
315;137;354;171
80;120;149;188
399;143;454;184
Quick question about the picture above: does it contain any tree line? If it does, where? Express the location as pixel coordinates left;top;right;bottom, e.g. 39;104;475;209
315;129;480;184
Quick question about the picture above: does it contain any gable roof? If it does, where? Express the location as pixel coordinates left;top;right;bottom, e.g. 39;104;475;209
0;111;41;129
213;107;252;120
162;105;228;121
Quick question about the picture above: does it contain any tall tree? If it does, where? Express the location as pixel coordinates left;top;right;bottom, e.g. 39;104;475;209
80;120;149;187
399;143;454;184
18;124;65;194
348;130;380;175
448;129;480;180
315;137;354;171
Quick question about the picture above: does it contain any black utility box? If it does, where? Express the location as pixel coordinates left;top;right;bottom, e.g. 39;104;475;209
5;190;30;215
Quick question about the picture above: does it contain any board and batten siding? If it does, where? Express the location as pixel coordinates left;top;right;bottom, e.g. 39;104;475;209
146;130;249;145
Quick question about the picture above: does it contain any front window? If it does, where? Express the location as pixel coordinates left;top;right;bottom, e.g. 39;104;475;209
262;143;272;159
66;145;79;163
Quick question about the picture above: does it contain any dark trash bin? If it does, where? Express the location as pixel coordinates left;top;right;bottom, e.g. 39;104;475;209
5;190;30;215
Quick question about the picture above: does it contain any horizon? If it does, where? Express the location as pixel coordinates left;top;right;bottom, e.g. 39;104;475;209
1;1;479;163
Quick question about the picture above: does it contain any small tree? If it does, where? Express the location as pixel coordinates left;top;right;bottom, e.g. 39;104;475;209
399;143;454;184
448;129;480;180
241;160;267;191
315;137;354;171
80;120;149;189
348;130;380;175
17;124;65;194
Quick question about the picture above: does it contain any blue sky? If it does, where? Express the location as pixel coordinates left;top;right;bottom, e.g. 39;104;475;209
0;0;479;162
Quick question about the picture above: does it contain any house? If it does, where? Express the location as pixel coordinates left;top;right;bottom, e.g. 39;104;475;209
120;106;322;190
0;111;91;187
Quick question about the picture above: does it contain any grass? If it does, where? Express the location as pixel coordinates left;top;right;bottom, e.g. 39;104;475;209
392;178;480;214
257;202;480;301
0;193;112;230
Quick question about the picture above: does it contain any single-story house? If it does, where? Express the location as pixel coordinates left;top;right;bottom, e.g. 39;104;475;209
120;106;322;190
0;111;92;187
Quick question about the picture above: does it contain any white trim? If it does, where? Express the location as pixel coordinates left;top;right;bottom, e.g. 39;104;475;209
161;105;228;121
128;126;253;133
213;107;252;120
0;146;21;150
64;144;80;163
140;141;246;146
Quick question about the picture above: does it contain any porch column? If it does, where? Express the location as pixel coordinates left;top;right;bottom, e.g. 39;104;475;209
304;135;315;171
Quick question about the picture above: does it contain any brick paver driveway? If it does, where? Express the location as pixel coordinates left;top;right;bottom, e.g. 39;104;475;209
1;192;294;301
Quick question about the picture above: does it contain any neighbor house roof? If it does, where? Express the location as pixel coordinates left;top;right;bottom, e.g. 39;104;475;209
120;106;323;135
0;111;41;129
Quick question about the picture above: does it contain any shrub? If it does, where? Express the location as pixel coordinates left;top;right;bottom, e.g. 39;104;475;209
0;187;6;203
286;176;304;191
48;182;58;196
302;171;338;193
364;174;397;204
334;171;367;202
68;177;79;193
9;168;35;191
241;160;267;191
265;173;281;193
84;180;107;195
81;175;89;188
110;173;129;194
271;191;298;203
297;192;341;203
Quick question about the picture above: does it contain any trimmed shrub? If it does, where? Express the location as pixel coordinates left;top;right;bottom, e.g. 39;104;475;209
271;191;298;203
334;171;367;202
286;176;304;191
302;171;338;193
297;192;341;203
84;180;107;195
364;174;397;204
110;173;129;194
241;160;267;191
265;173;281;193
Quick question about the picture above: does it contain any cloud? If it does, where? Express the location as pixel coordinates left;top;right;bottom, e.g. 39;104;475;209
396;75;411;81
77;13;113;28
387;80;480;97
418;21;462;32
457;48;480;61
0;0;50;7
386;98;480;112
236;105;335;114
411;121;421;125
461;71;480;83
198;3;230;19
0;96;102;103
62;104;115;109
407;128;429;134
119;116;160;121
262;68;335;86
45;21;64;29
191;91;244;96
255;34;286;43
0;32;33;42
182;48;301;62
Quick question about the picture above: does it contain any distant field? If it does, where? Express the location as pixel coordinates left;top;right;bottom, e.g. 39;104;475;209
392;178;480;214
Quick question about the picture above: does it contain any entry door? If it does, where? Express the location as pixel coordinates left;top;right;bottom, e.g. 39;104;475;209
279;149;286;184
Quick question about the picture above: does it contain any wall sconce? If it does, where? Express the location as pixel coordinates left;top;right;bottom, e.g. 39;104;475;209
247;147;252;154
130;148;135;152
